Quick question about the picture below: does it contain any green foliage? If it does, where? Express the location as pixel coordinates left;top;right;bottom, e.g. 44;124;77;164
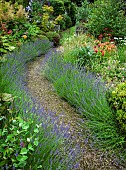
43;53;125;149
5;0;29;8
86;0;126;37
71;0;82;7
45;31;60;47
63;14;72;29
71;45;94;66
29;0;44;24
50;0;77;29
0;93;39;169
76;0;89;23
0;21;44;55
0;1;27;22
109;82;126;134
64;1;77;25
50;0;65;16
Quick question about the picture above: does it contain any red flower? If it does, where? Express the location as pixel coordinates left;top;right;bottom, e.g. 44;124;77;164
99;34;103;38
104;28;108;30
98;43;101;47
8;30;12;34
98;34;103;40
94;47;98;53
110;39;115;42
108;33;112;37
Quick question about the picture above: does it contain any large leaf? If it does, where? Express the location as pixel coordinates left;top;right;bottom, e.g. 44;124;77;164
20;148;28;155
0;93;13;102
16;155;28;161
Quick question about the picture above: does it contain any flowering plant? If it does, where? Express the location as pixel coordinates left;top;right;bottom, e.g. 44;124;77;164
93;40;117;61
0;93;40;169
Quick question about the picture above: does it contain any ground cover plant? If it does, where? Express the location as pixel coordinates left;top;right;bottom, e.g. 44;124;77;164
0;39;82;169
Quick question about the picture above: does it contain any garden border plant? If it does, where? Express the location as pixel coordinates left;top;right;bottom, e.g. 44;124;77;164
0;39;82;169
43;48;126;167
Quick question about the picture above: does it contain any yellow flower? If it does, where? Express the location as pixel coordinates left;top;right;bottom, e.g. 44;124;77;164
22;35;27;39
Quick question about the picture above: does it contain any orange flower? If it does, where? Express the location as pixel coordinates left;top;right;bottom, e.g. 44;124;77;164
98;43;102;47
101;50;105;56
105;42;109;45
107;47;111;51
22;35;27;39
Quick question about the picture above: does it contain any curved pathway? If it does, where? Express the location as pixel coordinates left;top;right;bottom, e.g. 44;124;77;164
26;55;124;170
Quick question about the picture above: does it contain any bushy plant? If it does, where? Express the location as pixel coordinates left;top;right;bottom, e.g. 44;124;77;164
63;14;72;29
43;51;125;149
28;0;44;24
86;0;126;37
109;82;126;134
0;1;27;22
76;0;89;24
64;0;77;25
0;93;40;169
50;0;65;16
45;31;60;46
71;0;82;7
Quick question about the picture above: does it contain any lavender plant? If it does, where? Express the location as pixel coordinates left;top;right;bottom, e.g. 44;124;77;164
0;39;82;169
43;51;125;150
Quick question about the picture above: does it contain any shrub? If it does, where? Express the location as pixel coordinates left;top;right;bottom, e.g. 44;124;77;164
109;82;126;134
45;31;60;47
50;0;65;16
63;14;72;29
86;0;126;37
64;0;77;25
76;0;89;23
28;0;44;24
0;1;27;22
71;0;82;7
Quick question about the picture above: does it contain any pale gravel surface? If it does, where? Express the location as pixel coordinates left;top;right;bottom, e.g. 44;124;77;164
26;55;125;170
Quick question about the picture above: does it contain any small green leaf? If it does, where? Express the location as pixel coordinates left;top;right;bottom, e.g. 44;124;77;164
0;160;6;166
8;46;16;51
20;148;28;155
37;165;42;169
34;139;38;146
0;116;5;121
34;127;39;133
16;155;28;162
6;134;14;141
28;143;34;151
22;124;29;130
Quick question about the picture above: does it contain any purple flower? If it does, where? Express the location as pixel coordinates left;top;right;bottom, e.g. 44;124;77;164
20;141;25;148
15;151;18;157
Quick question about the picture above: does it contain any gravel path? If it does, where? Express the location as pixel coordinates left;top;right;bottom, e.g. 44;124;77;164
26;55;125;170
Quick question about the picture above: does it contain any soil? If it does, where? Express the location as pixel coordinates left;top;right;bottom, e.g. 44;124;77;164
26;54;125;170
